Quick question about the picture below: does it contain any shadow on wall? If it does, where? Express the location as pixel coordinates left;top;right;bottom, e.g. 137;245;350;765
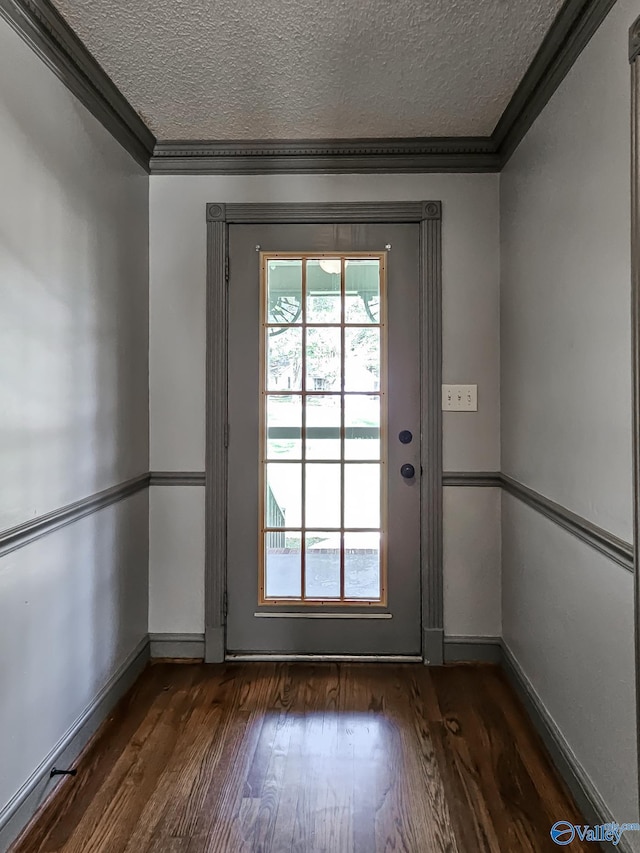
0;48;148;529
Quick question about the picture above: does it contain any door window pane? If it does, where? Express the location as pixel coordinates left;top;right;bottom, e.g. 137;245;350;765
306;327;341;391
344;328;380;392
267;327;302;391
267;259;302;325
266;463;301;528
267;395;301;459
307;259;342;323
344;532;381;599
306;395;341;460
345;259;380;324
265;534;301;598
344;464;380;528
345;395;380;460
305;531;341;599
305;463;341;528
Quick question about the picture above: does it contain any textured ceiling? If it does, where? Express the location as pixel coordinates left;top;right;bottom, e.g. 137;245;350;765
51;0;564;140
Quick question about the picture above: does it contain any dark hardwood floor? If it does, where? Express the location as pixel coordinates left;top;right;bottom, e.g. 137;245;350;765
11;662;590;853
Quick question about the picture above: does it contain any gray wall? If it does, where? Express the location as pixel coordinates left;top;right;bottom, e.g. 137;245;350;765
501;0;639;830
0;14;149;845
148;173;501;639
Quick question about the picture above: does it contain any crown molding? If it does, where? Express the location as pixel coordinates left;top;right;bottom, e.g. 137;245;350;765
148;0;616;175
494;0;617;166
150;137;500;174
0;0;155;170
2;0;615;174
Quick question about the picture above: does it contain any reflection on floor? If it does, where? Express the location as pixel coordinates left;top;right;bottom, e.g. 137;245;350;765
12;662;590;853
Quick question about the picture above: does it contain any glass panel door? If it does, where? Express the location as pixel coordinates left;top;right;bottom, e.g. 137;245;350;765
260;253;387;605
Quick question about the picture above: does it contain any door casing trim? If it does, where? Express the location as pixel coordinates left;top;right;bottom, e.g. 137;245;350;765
629;18;640;813
205;201;443;664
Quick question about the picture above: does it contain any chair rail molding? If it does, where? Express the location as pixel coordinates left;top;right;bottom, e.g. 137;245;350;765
442;471;502;487
444;471;633;572
0;474;150;558
149;471;206;486
501;475;633;573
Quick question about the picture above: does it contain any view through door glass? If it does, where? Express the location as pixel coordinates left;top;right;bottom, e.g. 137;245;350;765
226;222;421;656
262;254;387;605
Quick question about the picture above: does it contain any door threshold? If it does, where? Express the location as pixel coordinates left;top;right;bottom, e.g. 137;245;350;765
254;612;392;619
225;653;423;663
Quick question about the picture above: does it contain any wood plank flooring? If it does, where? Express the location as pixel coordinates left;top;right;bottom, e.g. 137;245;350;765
11;662;590;853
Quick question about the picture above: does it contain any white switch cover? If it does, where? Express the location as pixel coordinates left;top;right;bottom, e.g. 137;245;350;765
442;384;478;411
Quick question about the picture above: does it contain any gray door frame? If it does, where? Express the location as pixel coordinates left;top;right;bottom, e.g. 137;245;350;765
204;201;443;664
630;17;640;801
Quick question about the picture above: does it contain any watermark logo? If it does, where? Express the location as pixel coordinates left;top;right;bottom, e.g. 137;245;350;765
550;821;640;846
550;822;575;845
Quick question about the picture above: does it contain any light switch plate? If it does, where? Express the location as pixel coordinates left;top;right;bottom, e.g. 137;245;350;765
442;384;478;411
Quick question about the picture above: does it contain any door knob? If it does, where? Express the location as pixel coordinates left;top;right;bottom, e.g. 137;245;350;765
400;464;415;479
399;430;413;444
